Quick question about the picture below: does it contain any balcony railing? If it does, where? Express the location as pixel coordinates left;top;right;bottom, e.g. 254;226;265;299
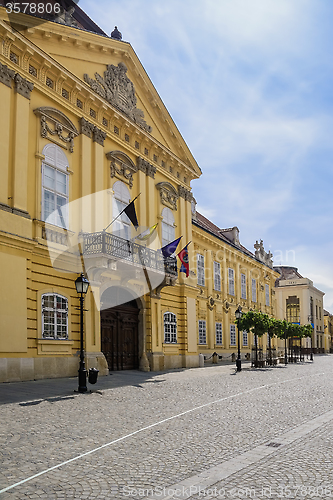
82;231;178;277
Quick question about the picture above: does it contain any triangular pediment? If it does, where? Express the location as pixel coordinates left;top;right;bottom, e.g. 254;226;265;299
18;16;201;179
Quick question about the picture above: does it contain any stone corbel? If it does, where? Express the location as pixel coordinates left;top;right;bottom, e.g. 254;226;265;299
14;73;34;99
137;157;156;178
93;126;106;146
80;117;95;138
0;61;15;88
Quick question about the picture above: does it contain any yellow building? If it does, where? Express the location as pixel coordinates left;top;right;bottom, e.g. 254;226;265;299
274;266;325;352
0;6;203;381
324;310;333;353
0;5;284;383
191;211;279;358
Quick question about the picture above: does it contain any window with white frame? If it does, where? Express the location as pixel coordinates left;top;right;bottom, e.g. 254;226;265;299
252;278;257;303
197;254;205;286
161;207;175;247
42;294;68;339
198;320;206;344
215;322;222;345
228;268;235;296
242;330;248;346
164;312;177;343
265;284;270;306
112;181;131;239
230;325;236;346
241;273;246;299
42;144;69;228
214;261;221;291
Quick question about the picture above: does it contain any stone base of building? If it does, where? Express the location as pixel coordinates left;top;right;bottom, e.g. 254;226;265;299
147;352;200;371
0;352;109;383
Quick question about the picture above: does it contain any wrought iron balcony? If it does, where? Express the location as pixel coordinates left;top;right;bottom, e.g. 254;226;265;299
82;231;178;278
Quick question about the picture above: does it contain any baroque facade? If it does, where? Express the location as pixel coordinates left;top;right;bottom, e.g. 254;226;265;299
0;5;282;382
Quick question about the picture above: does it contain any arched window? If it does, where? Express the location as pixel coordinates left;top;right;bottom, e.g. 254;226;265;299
41;293;68;339
161;207;175;247
112;181;131;239
42;144;69;228
164;312;177;343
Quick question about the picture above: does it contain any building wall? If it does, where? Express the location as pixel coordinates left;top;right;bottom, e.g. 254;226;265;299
275;276;325;351
0;10;201;381
191;224;279;358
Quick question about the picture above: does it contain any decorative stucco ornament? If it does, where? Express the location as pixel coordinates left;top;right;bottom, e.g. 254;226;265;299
84;62;152;133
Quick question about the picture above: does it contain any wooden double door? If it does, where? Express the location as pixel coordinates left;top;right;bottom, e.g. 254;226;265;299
101;302;139;371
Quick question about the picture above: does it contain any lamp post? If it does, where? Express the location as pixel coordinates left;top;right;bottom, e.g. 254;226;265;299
235;306;242;372
75;273;90;393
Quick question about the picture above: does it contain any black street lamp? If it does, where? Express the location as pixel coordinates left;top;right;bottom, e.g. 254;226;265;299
75;273;90;393
235;306;243;372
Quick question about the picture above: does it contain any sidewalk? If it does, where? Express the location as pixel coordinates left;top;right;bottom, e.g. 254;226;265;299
0;361;250;405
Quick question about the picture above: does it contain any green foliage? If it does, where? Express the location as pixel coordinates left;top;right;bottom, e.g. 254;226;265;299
237;311;314;339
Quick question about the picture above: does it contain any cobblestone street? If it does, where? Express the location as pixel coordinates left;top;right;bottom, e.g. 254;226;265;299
1;357;333;499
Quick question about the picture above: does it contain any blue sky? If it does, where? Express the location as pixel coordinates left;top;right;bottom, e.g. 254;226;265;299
80;0;333;310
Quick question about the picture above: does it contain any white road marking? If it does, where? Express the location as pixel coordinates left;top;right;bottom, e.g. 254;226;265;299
0;371;325;494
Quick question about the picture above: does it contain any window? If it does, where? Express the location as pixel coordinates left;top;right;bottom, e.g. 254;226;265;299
215;322;222;345
197;254;205;286
42;294;68;339
112;181;131;239
286;296;300;323
230;325;236;346
161;207;175;247
214;261;221;291
228;268;235;296
42;144;69;228
265;284;270;306
241;273;246;299
252;278;257;303
242;330;248;346
164;312;177;343
198;320;206;344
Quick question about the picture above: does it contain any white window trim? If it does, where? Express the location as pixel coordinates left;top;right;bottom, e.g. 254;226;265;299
41;293;68;340
215;322;222;345
265;284;270;306
230;324;236;346
241;273;246;300
164;312;177;343
214;261;221;291
42;144;69;229
161;207;175;247
197;254;205;287
242;330;248;346
198;320;207;344
252;278;257;303
228;268;235;296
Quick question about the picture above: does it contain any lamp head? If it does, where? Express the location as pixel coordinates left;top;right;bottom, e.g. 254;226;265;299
235;305;243;320
75;273;89;294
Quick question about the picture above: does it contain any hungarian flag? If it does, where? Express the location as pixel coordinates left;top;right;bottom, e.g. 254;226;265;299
178;242;190;277
161;236;182;258
124;200;139;229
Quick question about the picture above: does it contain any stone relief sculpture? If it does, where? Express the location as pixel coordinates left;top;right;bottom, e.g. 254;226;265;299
34;107;79;152
254;239;273;268
84;62;152;133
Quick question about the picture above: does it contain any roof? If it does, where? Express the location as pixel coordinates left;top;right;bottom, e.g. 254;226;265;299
273;266;304;281
193;212;259;261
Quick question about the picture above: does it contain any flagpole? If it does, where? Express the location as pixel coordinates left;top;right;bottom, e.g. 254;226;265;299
103;193;141;233
82;193;141;253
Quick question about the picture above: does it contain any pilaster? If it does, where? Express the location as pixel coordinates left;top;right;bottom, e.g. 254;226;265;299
12;91;30;213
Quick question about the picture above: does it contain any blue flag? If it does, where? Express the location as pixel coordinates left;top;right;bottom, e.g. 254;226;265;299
161;237;182;258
